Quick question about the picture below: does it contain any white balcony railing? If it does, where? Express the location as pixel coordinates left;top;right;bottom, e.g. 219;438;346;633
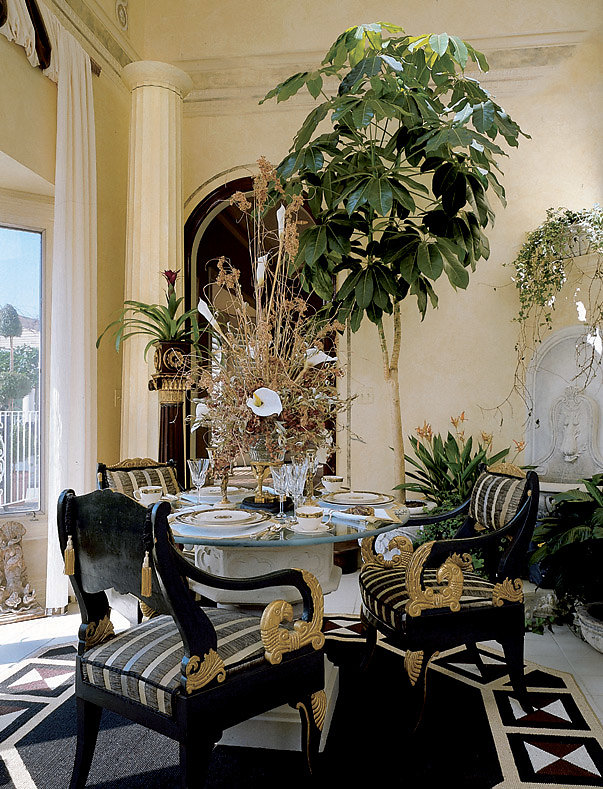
0;410;40;511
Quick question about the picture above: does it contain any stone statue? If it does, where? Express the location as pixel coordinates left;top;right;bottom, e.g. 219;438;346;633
0;520;43;617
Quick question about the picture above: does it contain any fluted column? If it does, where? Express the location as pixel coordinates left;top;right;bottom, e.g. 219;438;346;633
120;61;192;462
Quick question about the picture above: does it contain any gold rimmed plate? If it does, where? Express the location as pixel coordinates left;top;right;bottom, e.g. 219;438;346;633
320;490;395;507
176;508;268;529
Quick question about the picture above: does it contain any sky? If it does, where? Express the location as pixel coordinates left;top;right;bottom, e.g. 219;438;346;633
0;226;42;319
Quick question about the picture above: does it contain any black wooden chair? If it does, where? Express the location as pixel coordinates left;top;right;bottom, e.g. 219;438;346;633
58;488;326;788
359;463;539;716
97;457;181;497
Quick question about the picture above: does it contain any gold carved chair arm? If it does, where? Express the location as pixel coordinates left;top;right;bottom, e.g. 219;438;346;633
360;533;415;569
404;541;471;618
260;569;325;665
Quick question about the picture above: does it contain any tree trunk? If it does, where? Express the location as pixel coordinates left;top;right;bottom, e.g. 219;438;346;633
377;306;405;503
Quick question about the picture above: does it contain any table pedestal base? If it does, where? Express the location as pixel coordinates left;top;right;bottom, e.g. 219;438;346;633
217;655;338;753
192;542;342;604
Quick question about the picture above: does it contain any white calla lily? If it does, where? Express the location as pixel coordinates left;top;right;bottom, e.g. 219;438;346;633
306;347;337;366
256;254;268;287
191;399;210;432
246;387;283;417
197;297;219;330
276;204;286;237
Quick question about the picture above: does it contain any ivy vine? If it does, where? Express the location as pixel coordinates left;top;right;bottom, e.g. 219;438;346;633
508;205;603;401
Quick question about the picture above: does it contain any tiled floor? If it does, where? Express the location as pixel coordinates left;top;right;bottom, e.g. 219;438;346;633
1;572;601;724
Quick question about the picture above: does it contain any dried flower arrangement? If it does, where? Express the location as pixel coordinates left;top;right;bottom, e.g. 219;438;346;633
190;158;348;473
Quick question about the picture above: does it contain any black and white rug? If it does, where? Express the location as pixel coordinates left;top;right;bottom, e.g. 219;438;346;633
1;615;602;788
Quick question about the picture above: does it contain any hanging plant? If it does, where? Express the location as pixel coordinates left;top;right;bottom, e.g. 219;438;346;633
508;205;603;398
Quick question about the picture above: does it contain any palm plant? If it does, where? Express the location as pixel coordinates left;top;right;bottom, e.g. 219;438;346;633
97;269;200;359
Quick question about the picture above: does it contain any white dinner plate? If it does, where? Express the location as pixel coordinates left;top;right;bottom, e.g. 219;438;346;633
176;508;267;528
180;487;246;503
321;490;395;507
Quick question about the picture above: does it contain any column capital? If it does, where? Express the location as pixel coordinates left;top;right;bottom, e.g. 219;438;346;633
122;60;193;98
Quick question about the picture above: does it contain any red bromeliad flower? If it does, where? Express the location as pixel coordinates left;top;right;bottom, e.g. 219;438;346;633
162;269;179;287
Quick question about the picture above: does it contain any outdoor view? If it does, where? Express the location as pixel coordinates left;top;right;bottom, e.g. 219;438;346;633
0;226;41;513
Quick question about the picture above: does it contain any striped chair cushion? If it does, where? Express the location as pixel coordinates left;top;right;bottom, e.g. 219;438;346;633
105;465;180;498
469;472;527;531
80;609;274;716
359;564;495;630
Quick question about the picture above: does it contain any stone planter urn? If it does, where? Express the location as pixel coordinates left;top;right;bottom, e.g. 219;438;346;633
576;602;603;653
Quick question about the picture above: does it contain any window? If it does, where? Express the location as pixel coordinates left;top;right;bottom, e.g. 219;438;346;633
0;225;42;513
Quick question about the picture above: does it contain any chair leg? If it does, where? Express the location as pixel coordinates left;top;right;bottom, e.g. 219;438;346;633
500;636;534;714
294;690;325;776
179;736;215;789
360;620;378;672
404;647;439;731
70;697;102;789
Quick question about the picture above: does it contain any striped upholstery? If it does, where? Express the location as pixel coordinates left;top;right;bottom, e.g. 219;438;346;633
360;564;495;630
469;472;527;531
105;465;180;498
81;609;279;716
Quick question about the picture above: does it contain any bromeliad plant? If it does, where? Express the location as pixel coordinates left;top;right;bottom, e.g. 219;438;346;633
97;269;200;359
261;22;528;495
395;412;511;506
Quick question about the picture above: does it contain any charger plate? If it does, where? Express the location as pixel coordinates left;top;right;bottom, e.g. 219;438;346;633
171;508;269;539
321;490;395;507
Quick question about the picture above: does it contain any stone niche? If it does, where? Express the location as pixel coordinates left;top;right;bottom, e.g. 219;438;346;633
526;325;603;507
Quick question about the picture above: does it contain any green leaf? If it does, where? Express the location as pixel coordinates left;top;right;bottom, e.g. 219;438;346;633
306;73;323;99
450;35;468;68
346;178;371;214
472;100;495;133
302;225;328;266
442;172;467;217
311;262;334;300
417;242;443;280
429;33;450;57
355;269;374;309
294;102;330;150
367;176;393;215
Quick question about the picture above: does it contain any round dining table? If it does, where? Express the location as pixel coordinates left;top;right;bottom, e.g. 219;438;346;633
169;492;410;605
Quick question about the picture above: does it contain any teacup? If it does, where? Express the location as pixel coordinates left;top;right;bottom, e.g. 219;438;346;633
322;475;345;493
133;485;163;506
295;504;326;531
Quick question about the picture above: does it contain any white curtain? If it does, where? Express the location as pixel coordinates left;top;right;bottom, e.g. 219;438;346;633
0;0;38;65
1;1;98;611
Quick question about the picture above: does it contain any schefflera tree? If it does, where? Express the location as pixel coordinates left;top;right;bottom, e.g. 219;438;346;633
261;22;528;497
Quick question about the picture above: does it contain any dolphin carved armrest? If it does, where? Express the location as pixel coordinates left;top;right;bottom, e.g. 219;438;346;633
405;541;470;618
360;533;414;569
260;569;325;665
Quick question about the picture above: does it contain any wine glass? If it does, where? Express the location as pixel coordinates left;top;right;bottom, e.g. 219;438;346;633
284;458;309;524
270;464;288;520
187;458;210;504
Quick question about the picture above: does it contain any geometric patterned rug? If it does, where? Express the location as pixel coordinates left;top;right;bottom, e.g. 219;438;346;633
0;615;601;788
324;615;603;788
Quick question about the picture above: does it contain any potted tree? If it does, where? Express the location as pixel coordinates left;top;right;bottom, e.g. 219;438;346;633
261;22;528;497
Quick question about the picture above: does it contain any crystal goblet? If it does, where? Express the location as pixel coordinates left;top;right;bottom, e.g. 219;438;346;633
187;458;210;504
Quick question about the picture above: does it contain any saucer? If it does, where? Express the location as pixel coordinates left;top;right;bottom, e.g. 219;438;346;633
287;522;332;535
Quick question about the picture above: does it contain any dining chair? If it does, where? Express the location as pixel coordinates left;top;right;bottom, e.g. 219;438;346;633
97;457;181;497
58;487;326;788
358;463;540;717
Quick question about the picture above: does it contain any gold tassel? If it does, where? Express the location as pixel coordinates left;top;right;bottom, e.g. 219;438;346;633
64;535;75;575
141;551;152;597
